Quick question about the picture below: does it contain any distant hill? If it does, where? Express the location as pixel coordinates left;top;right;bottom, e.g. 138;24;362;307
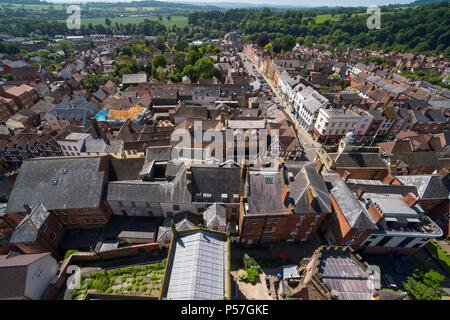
410;0;448;4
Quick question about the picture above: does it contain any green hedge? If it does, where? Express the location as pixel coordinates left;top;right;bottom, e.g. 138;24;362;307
425;241;450;275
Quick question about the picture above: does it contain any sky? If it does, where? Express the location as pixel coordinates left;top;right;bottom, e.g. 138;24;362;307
48;0;416;7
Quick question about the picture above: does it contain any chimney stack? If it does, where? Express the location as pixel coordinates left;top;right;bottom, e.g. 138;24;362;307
307;187;318;207
22;203;31;214
383;174;396;185
342;171;351;182
403;192;419;208
356;187;365;199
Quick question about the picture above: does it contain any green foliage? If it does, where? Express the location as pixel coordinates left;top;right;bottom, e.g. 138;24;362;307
363;56;390;67
150;272;159;281
152;54;167;75
246;268;259;284
188;2;450;57
403;262;445;300
70;288;81;300
238;269;248;281
400;69;450;89
64;249;79;261
140;285;147;292
90;274;109;293
424;241;450;274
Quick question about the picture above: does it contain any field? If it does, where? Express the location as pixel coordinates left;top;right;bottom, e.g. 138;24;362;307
57;15;188;27
314;14;341;23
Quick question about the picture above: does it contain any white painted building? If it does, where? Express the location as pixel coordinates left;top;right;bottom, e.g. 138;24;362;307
56;132;92;157
293;85;329;131
0;252;59;300
278;70;300;106
313;107;372;143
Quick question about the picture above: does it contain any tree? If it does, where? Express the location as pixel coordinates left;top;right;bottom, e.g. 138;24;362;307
280;35;296;52
58;40;74;58
156;66;166;82
152;54;167;70
182;64;198;82
85;73;101;93
173;51;186;73
154;39;166;51
272;41;283;54
167;15;171;22
105;18;112;26
194;57;221;81
256;33;269;48
403;268;445;300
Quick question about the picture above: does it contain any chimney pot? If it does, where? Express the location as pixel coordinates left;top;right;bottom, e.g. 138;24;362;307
342;171;351;182
356;187;365;199
22;203;31;213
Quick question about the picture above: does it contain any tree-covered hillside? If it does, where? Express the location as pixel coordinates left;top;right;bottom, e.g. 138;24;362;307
189;2;450;57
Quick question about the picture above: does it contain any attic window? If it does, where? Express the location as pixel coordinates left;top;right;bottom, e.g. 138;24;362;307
51;178;58;185
63;168;68;174
265;176;274;184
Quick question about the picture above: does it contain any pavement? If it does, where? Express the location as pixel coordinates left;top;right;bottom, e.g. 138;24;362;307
230;233;323;265
239;52;321;163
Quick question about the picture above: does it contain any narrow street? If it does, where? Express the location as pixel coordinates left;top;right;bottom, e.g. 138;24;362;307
239;52;321;162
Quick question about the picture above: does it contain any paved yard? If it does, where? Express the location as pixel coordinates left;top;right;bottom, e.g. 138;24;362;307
231;270;273;300
231;234;323;266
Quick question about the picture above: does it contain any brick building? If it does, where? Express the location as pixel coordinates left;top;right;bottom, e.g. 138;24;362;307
0;84;39;109
238;161;331;245
9;203;66;254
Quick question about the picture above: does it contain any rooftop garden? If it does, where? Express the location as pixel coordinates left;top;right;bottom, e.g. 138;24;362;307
70;259;166;300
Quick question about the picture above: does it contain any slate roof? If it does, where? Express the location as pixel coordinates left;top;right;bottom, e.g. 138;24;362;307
247;170;286;215
10;203;50;244
157;212;202;243
48;96;98;120
6;157;106;213
109;158;146;181
392;152;440;169
323;173;376;230
203;203;226;229
289;162;332;214
329;152;387;169
105;165;189;203
190;166;241;202
396;175;449;200
85;139;123;153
